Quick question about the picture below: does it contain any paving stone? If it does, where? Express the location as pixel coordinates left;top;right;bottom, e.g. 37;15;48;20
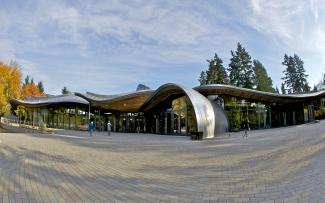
0;120;325;202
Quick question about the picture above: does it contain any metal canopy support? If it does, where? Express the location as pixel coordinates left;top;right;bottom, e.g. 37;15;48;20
263;111;267;128
36;108;39;126
88;103;91;123
75;107;77;130
257;109;260;129
68;109;71;129
99;109;101;131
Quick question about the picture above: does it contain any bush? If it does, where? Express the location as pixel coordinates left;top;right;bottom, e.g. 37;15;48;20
39;120;47;133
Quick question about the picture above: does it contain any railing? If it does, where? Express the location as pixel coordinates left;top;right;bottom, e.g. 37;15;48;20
1;117;39;132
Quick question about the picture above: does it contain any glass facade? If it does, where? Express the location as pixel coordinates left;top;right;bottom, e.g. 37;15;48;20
23;105;90;130
15;92;325;136
144;96;197;136
209;94;320;131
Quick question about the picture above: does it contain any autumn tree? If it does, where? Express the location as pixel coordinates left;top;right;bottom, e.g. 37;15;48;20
0;61;22;118
21;75;46;98
21;83;43;98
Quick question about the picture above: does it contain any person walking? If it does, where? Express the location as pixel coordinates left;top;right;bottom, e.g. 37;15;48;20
107;121;112;136
243;118;249;138
89;121;94;137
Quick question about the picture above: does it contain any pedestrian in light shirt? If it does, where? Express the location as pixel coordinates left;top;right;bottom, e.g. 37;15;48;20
107;121;112;136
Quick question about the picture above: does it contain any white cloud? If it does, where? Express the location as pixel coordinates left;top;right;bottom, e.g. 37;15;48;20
1;0;324;93
18;59;49;83
248;0;325;85
0;40;15;62
310;0;319;22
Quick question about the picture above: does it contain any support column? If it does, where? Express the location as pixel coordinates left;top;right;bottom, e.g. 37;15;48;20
99;109;101;131
164;113;167;134
113;116;116;132
155;117;159;134
283;112;287;126
293;111;296;125
263;111;267;128
185;109;188;135
88;104;91;123
75;107;77;130
63;108;65;129
171;113;174;133
257;109;261;129
36;108;39;126
68;109;71;129
178;111;181;134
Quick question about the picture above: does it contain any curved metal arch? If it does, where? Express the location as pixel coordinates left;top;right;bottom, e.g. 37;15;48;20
141;83;219;139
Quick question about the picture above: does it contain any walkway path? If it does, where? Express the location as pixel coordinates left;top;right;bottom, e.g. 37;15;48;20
0;122;325;202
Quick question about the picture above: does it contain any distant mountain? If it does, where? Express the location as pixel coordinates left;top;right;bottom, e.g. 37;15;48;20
136;84;150;91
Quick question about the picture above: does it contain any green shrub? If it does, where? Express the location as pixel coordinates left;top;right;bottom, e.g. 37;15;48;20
39;120;47;133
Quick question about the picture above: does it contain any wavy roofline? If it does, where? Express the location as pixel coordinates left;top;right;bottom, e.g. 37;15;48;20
10;83;325;108
11;94;89;107
194;84;325;103
75;89;155;103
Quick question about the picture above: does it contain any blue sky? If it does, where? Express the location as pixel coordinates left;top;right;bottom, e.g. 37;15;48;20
0;0;324;94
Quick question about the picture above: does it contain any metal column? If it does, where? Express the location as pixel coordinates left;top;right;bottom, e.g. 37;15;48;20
99;109;101;131
263;111;267;128
75;107;77;130
257;109;260;129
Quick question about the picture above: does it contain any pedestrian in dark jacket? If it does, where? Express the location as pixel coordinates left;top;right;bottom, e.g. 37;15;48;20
88;121;95;137
243;118;249;138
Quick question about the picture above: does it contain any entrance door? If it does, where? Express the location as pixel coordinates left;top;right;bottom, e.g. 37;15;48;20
173;111;180;134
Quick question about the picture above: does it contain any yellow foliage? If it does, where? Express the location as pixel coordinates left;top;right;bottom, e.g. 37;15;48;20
21;83;44;98
0;61;22;116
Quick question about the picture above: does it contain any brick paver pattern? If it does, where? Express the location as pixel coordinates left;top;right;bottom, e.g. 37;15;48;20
0;121;325;203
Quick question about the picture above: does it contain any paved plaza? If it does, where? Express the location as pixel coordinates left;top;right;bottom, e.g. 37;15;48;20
0;121;325;203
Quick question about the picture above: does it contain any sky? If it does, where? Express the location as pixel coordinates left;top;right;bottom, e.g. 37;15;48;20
0;0;325;94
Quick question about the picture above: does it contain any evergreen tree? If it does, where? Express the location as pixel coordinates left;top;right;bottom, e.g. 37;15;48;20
24;75;30;85
252;60;274;92
30;78;34;84
275;86;280;94
281;54;296;93
303;82;311;92
313;85;318;92
61;86;70;95
37;81;45;94
198;71;207;86
281;83;286;94
228;43;254;89
282;54;309;93
205;54;229;84
294;54;309;93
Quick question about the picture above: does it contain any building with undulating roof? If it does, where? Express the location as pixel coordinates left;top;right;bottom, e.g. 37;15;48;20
10;83;325;139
